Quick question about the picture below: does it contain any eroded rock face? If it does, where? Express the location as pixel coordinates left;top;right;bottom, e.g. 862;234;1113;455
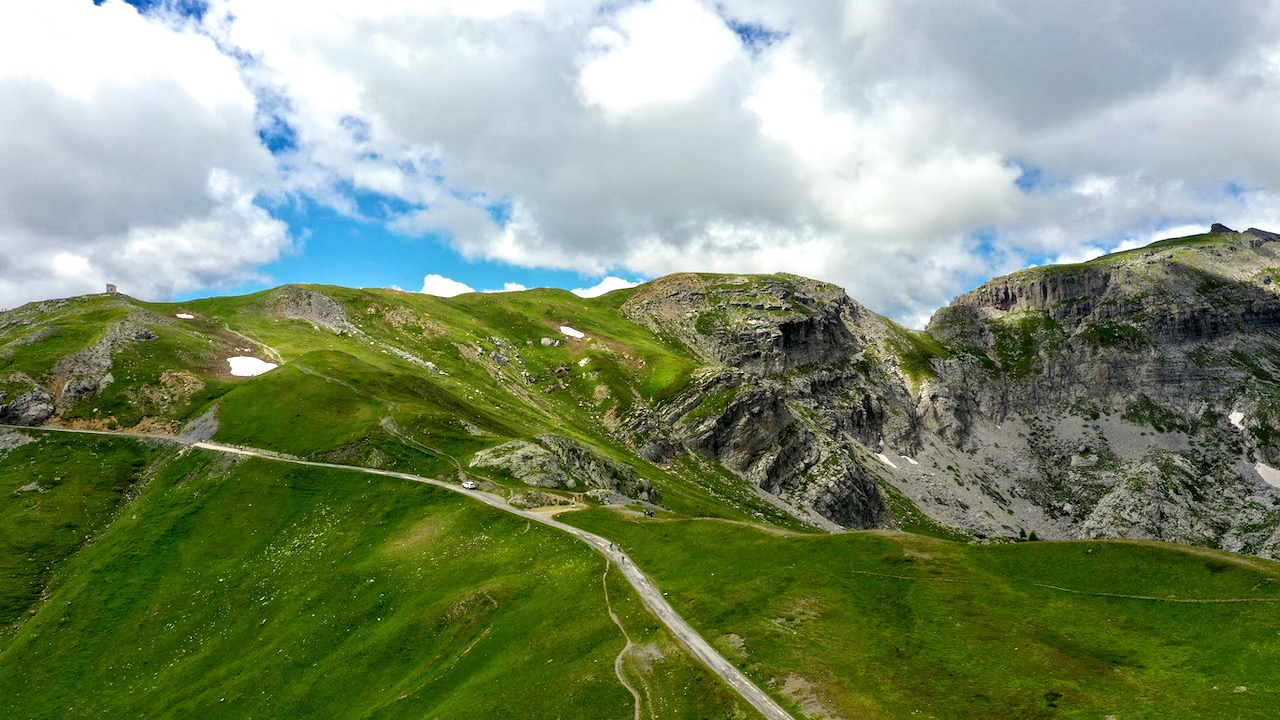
619;274;908;529
924;229;1280;440
470;433;660;503
51;320;157;409
0;375;54;426
882;228;1280;556
273;285;363;336
622;273;865;375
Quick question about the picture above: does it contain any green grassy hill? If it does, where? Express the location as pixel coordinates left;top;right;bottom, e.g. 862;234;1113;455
0;436;747;719
567;509;1280;719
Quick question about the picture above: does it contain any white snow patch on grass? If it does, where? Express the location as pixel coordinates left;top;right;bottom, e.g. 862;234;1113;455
560;326;585;339
175;313;195;320
227;356;278;377
1229;411;1246;430
875;453;898;469
1256;462;1280;490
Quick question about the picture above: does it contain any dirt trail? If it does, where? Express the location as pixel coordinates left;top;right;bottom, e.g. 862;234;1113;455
1033;583;1280;603
603;563;643;720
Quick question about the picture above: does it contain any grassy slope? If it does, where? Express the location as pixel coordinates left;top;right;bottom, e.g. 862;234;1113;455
183;285;809;526
566;509;1280;720
0;445;747;719
0;433;159;630
0;282;895;530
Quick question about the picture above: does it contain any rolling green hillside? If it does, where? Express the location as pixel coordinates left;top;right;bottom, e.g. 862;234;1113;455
567;509;1280;719
0;437;747;719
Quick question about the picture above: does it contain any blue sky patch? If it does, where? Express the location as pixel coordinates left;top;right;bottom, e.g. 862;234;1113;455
257;115;298;155
486;200;514;229
338;184;423;224
1009;160;1043;192
175;194;634;301
97;0;207;20
718;10;788;54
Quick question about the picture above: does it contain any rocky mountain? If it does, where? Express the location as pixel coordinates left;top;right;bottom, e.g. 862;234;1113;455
897;225;1280;556
4;227;1280;558
583;228;1280;556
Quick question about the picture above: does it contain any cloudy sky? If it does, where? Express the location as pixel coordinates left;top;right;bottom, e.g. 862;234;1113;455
4;0;1280;325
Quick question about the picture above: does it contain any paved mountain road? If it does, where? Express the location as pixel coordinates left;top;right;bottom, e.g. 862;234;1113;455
4;425;796;720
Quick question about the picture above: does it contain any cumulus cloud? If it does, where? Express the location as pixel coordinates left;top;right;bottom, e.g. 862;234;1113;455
571;277;642;298
419;274;476;297
487;283;529;293
420;276;533;295
0;0;287;309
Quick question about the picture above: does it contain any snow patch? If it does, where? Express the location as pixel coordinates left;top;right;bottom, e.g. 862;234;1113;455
1229;411;1246;430
900;455;919;465
175;313;195;320
559;326;585;339
874;453;898;469
1256;462;1280;490
227;356;278;377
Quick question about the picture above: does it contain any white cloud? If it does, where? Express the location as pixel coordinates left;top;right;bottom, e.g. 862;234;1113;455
485;283;529;293
571;277;642;298
578;0;744;114
0;0;284;309
420;274;476;297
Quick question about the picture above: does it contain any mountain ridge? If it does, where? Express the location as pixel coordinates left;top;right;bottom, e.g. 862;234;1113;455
3;227;1280;557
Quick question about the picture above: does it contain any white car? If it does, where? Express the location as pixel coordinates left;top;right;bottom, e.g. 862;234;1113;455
461;480;478;490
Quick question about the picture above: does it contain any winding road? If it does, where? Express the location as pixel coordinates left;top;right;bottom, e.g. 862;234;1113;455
3;424;796;720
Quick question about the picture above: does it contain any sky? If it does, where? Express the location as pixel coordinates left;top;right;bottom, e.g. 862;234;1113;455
4;1;1280;326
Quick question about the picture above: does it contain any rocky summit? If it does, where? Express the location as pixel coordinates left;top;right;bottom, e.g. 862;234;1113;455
4;227;1280;559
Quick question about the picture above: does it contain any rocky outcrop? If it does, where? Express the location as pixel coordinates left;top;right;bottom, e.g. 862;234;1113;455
0;374;54;426
618;274;910;529
0;428;34;450
470;433;660;503
273;285;363;336
51;320;157;408
622;273;866;375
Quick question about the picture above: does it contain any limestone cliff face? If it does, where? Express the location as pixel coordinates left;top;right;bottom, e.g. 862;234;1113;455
926;227;1280;432
618;274;917;529
886;228;1280;557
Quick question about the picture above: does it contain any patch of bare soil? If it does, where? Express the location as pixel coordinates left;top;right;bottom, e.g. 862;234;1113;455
777;674;844;720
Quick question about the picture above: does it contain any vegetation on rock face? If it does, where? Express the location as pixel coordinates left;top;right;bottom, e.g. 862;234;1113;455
987;311;1064;377
884;321;948;386
1075;320;1149;349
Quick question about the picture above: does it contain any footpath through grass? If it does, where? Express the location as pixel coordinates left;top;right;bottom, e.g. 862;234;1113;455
0;447;745;719
565;508;1280;720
